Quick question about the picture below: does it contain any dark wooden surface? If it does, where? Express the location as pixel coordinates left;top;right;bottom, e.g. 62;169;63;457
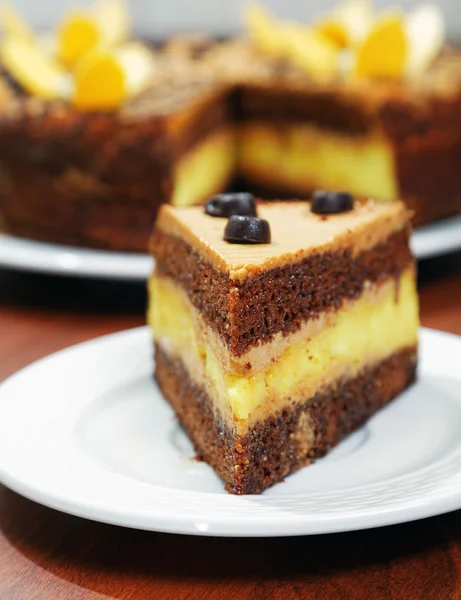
1;253;461;600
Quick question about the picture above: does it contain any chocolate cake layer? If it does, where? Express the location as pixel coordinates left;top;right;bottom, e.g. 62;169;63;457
236;84;375;135
237;82;461;140
0;105;173;250
155;344;417;494
0;85;231;251
151;226;413;357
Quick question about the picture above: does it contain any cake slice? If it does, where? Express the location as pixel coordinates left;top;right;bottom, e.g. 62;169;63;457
149;192;419;494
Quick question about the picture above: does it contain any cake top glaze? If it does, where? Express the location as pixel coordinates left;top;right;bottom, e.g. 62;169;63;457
153;197;411;280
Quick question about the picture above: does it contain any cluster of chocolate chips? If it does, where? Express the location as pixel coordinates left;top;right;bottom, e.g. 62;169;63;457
203;190;354;242
311;190;354;214
205;193;271;244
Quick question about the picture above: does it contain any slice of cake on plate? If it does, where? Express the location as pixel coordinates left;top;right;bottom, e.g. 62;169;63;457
148;192;419;494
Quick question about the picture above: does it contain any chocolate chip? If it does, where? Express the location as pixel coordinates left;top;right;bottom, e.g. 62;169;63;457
311;190;354;214
205;193;257;218
224;215;271;244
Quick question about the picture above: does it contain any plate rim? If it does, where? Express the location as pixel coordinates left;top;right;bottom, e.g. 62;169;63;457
1;213;461;280
1;326;461;537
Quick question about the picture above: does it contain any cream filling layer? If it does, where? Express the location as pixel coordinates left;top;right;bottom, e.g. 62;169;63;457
237;121;398;201
149;268;418;429
172;127;235;208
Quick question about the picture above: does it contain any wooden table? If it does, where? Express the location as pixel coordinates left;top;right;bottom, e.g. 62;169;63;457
1;253;461;600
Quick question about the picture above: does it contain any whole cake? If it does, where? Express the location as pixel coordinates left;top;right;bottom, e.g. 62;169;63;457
148;192;419;494
0;0;460;252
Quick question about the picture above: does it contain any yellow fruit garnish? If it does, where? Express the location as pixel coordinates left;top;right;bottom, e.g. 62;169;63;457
57;12;100;67
58;0;130;67
282;25;339;79
0;36;70;99
316;0;373;48
245;4;339;79
0;3;34;41
73;49;124;109
73;43;154;109
406;3;444;75
354;11;408;78
244;4;286;57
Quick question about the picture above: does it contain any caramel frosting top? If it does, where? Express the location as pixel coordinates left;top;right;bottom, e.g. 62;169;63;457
154;199;411;281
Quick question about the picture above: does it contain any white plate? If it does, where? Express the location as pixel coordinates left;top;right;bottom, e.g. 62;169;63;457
1;214;461;280
1;326;461;537
0;234;153;281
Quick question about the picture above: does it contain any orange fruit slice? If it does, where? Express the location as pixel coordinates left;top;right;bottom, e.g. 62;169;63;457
58;0;130;68
354;11;408;78
0;36;70;99
73;43;154;109
57;12;100;67
73;49;125;109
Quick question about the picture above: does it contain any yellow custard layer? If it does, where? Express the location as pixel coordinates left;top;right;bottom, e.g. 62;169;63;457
166;121;398;213
149;268;418;426
172;127;235;207
237;122;398;201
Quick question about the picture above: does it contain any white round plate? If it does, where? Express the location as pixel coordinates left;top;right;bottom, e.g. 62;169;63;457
1;326;461;537
1;214;461;280
0;234;153;281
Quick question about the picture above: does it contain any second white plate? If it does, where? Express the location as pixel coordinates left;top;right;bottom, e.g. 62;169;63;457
0;326;461;537
1;214;460;280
